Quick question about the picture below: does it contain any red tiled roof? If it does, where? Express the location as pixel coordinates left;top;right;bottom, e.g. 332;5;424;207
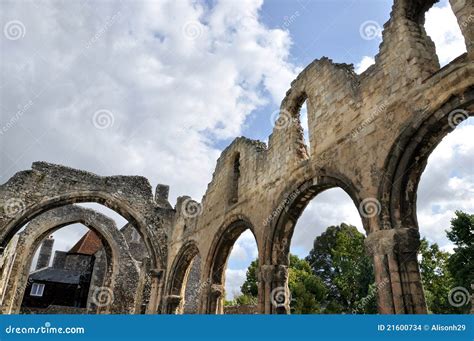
68;230;102;255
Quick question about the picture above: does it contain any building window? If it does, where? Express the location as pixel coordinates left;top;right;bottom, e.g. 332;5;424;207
30;283;45;297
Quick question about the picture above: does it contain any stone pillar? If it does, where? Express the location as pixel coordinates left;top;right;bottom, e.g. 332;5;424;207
35;236;54;270
155;184;169;201
260;264;290;314
208;284;225;314
450;0;474;59
146;268;164;314
365;228;427;314
164;295;183;314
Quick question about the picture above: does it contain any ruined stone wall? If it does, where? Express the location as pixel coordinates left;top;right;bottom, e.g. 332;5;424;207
183;256;201;314
224;305;258;315
0;235;19;309
0;0;473;315
165;0;474;315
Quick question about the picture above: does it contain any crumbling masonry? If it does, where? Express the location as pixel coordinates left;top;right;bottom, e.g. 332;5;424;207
1;0;473;314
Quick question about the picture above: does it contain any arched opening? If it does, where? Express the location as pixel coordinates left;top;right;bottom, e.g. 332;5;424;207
0;182;164;313
416;117;473;314
0;205;141;314
262;176;371;313
223;229;258;314
20;225;107;314
164;242;201;314
266;178;371;314
300;100;310;151
378;92;473;314
290;188;373;314
1;194;158;268
203;219;258;314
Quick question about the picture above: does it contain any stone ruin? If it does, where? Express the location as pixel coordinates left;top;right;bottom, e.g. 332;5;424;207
0;0;473;314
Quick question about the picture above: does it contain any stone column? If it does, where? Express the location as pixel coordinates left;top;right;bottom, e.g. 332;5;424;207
450;0;474;59
164;295;183;314
208;284;225;314
146;268;164;314
365;228;427;314
260;264;290;314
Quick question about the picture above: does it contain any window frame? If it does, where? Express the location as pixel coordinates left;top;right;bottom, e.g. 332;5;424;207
30;282;45;297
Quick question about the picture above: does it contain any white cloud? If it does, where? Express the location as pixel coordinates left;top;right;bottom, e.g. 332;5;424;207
0;0;299;205
224;229;258;298
228;242;249;263
425;1;466;66
290;188;364;257
355;56;374;74
225;269;247;300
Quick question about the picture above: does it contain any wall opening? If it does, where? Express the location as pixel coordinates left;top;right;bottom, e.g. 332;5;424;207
229;153;241;205
416;117;473;314
19;225;107;314
425;0;467;66
223;229;258;314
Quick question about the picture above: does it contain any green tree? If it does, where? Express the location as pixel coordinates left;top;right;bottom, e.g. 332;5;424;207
238;255;327;313
288;254;327;314
306;223;375;313
418;238;459;313
446;210;473;308
241;259;259;297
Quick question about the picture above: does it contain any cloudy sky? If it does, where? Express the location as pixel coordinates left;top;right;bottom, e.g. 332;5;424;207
1;0;471;299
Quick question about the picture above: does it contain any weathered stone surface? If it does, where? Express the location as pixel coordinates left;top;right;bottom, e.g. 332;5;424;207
0;205;140;314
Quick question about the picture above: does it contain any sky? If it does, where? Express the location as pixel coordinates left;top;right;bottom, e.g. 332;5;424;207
1;0;471;300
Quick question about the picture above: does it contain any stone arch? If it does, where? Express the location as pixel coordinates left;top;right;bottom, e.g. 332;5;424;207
380;89;474;232
1;205;140;314
0;163;167;313
200;215;257;314
370;89;474;314
262;173;364;314
163;241;200;314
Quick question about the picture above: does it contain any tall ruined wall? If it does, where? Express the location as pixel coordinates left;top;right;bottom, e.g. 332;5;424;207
165;0;474;314
0;0;472;315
